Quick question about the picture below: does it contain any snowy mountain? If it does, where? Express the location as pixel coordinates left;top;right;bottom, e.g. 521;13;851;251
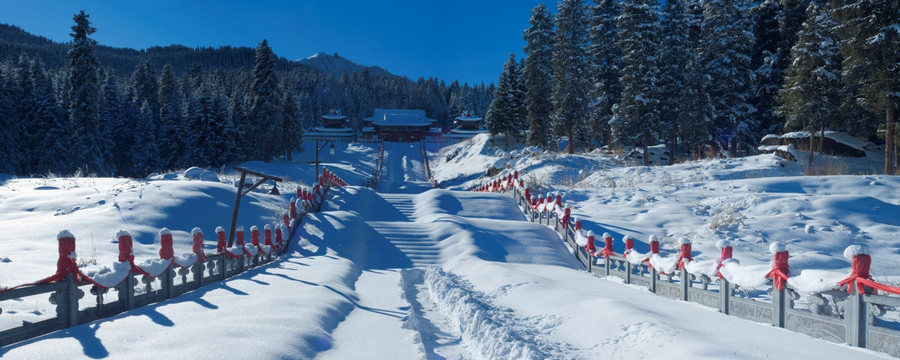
296;52;394;77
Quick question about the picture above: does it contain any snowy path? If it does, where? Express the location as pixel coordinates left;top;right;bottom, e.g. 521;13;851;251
316;269;421;360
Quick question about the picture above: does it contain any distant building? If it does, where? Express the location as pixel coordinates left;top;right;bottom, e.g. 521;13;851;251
446;110;488;140
304;109;354;141
362;109;441;142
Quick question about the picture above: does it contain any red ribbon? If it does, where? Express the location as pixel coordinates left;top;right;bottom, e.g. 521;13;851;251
765;251;790;291
599;236;615;258
676;243;693;270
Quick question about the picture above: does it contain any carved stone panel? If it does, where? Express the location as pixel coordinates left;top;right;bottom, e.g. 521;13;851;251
656;282;681;300
630;276;650;288
688;288;719;309
730;297;774;324
868;327;900;357
784;310;846;343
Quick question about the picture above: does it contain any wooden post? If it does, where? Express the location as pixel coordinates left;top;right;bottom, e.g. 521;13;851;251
228;166;283;247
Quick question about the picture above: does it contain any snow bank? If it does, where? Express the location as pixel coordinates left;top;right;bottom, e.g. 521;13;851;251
425;267;546;360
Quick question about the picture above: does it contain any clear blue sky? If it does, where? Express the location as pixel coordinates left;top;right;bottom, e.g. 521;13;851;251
0;0;555;85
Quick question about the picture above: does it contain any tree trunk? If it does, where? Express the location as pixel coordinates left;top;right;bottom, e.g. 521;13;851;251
808;130;815;166
567;127;575;154
643;139;650;166
668;133;677;165
886;106;895;175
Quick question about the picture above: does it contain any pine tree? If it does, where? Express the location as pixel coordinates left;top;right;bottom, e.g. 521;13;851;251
698;0;757;156
27;57;67;175
132;100;160;176
553;0;592;154
280;78;304;160
67;10;105;175
829;0;900;174
485;53;522;148
657;0;692;164
611;0;662;166
750;0;786;139
99;72;127;175
247;39;283;160
775;2;842;165
0;60;26;174
158;64;183;169
589;0;622;149
523;3;556;149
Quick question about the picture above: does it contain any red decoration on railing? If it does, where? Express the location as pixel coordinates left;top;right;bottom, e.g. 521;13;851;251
55;231;79;282
676;238;692;270
159;228;175;260
191;227;206;263
716;240;732;279
765;243;790;291
118;230;134;263
600;233;615;258
586;231;596;256
216;227;227;254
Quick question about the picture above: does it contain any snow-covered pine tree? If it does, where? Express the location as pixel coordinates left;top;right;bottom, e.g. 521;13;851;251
128;100;160;176
523;3;556;150
749;0;786;140
657;0;692;164
0;59;25;174
829;0;900;174
553;0;592;154
67;11;106;175
158;64;184;170
775;2;842;166
589;0;622;149
485;53;521;148
247;39;283;161
26;57;67;175
697;0;757;156
98;72;127;175
280;78;304;160
513;59;528;137
612;0;662;166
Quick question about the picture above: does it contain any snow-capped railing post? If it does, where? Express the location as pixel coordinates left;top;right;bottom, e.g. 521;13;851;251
838;245;872;347
235;226;246;272
159;228;175;299
116;230;137;309
55;231;80;327
250;226;261;266
216;226;227;280
562;206;571;242
765;242;790;328
624;236;635;284
677;238;693;302
191;228;206;287
716;240;733;315
649;237;660;294
264;224;273;261
601;233;615;276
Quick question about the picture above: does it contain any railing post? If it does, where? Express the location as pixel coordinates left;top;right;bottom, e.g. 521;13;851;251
650;268;658;293
605;257;611;276
681;269;690;301
64;273;79;327
625;262;632;284
719;278;730;315
773;285;786;328
847;283;867;347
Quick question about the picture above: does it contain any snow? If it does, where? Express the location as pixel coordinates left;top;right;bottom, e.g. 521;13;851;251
0;136;895;359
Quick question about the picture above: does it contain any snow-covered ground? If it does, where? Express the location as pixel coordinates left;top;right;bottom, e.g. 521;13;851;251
0;138;895;359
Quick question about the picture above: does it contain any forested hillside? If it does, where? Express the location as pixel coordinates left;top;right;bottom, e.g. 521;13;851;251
0;20;493;178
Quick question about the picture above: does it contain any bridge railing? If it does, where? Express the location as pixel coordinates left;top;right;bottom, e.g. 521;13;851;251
474;170;900;357
0;172;349;348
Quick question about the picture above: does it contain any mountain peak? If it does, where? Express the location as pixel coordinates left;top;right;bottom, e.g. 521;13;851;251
296;52;392;77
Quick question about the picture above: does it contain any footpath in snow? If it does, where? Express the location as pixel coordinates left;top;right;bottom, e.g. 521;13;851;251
2;141;890;359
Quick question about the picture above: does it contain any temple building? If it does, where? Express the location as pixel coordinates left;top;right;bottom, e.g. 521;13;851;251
304;109;354;141
446;110;488;140
362;109;441;142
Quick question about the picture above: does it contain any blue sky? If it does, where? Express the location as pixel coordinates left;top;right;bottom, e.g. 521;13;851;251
0;0;554;85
